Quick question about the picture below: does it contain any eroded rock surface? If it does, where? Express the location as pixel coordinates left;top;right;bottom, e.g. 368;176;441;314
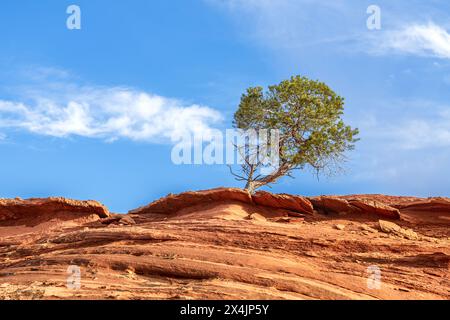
309;196;360;215
379;220;420;240
0;197;109;223
0;190;449;300
309;196;401;219
347;199;401;219
129;188;252;215
252;191;313;215
394;197;450;212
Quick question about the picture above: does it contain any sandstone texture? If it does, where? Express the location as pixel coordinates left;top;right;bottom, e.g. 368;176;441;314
347;199;401;219
0;197;109;223
309;196;360;215
309;196;400;219
0;190;448;300
252;191;313;215
129;188;252;215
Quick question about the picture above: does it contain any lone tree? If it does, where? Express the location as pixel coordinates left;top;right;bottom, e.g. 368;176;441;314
230;75;359;193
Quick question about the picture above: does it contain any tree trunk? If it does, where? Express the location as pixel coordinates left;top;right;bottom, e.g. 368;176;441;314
244;164;290;194
244;181;256;194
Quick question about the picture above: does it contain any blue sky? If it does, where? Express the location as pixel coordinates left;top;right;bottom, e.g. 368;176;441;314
0;0;449;212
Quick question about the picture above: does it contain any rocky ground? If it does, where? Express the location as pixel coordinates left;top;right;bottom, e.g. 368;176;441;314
0;188;449;300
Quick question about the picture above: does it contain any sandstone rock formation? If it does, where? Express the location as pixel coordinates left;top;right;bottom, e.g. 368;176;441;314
379;220;420;240
347;198;401;219
308;196;400;219
394;197;450;212
0;190;449;300
308;196;360;215
252;191;313;215
129;188;252;215
0;197;109;223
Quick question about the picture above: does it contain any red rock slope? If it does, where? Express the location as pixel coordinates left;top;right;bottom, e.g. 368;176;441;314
0;189;448;300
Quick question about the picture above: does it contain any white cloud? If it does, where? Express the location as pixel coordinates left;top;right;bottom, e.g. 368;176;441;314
210;1;450;60
347;101;450;192
391;118;450;150
355;100;450;150
0;83;222;143
374;23;450;59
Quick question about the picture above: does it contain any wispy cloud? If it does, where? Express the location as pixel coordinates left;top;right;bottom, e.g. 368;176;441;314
0;70;222;143
355;99;450;150
372;23;450;59
348;100;450;192
209;0;450;60
207;0;353;49
392;118;450;150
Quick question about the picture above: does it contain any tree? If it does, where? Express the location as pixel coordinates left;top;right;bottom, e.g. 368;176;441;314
229;75;359;193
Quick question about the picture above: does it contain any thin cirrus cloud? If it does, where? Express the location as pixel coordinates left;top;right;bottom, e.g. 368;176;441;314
372;23;450;59
0;83;223;143
354;99;450;150
394;119;450;149
364;115;450;150
209;0;450;60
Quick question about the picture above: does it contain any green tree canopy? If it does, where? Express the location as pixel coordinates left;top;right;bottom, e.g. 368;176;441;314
231;75;359;193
